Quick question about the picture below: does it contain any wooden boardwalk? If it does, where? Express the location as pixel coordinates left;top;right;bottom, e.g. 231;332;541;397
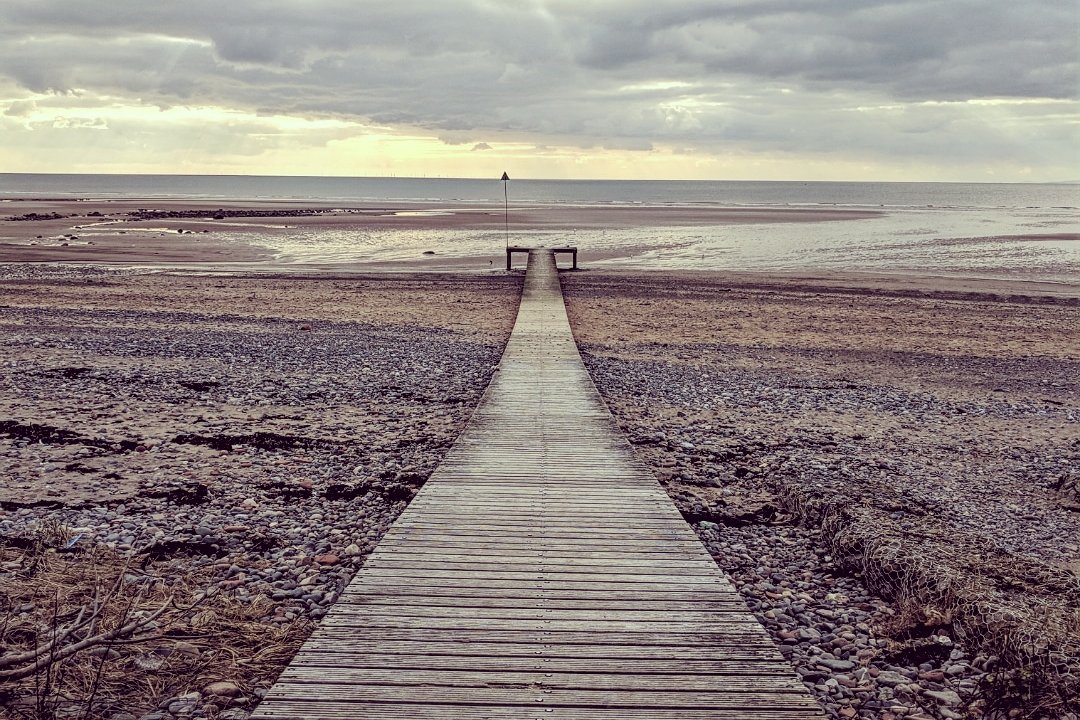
252;250;823;719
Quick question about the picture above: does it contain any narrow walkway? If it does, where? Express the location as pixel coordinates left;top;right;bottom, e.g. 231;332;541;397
252;250;823;719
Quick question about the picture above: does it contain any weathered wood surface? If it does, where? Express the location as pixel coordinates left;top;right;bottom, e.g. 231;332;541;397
252;250;822;719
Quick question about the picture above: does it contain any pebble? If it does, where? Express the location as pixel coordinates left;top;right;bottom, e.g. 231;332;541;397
204;680;242;698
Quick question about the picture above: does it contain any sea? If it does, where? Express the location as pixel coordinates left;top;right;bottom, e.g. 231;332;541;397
1;174;1078;280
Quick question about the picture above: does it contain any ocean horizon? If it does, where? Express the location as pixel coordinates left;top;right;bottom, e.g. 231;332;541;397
1;173;1077;211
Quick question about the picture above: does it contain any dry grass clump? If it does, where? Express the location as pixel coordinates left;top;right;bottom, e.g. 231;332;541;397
773;480;1080;719
0;520;312;719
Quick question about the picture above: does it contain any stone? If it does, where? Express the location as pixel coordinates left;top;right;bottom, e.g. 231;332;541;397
88;646;121;660
817;658;856;671
344;543;362;556
204;680;242;698
173;641;201;658
923;688;962;706
875;670;909;687
314;553;339;566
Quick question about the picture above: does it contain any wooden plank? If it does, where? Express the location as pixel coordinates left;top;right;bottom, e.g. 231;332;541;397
318;616;764;633
359;561;721;574
341;578;738;593
275;668;809;693
260;685;821;710
250;250;822;720
295;639;786;661
276;653;792;674
253;704;814;720
324;606;757;622
310;628;775;647
335;596;749;611
339;568;728;584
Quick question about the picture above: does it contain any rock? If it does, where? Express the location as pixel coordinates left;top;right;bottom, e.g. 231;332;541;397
132;652;165;670
166;691;201;714
923;688;962;706
875;670;909;687
204;680;242;698
172;641;201;658
314;553;339;566
817;658;856;671
88;646;122;660
240;498;258;510
344;543;362;556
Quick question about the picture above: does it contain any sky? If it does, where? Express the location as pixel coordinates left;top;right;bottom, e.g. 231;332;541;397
0;0;1077;181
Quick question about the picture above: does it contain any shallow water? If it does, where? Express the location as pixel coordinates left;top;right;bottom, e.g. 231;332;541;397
2;175;1077;279
228;205;1079;281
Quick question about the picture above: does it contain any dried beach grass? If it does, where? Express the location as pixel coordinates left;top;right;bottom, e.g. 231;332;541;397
772;478;1080;718
0;521;313;719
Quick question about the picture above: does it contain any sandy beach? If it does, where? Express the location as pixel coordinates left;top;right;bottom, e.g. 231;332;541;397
1;212;1079;718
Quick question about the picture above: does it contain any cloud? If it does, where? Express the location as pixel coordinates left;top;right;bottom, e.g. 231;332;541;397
0;0;1075;178
471;142;492;151
3;99;35;116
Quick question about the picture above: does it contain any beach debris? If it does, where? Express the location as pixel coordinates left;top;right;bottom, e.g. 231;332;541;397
141;481;211;505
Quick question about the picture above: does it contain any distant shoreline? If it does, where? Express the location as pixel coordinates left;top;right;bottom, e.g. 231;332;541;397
1;195;1077;285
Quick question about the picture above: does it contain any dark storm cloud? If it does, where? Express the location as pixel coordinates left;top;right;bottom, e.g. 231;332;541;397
0;0;1074;161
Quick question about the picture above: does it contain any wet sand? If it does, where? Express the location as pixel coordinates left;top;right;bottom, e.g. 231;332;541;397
0;197;882;267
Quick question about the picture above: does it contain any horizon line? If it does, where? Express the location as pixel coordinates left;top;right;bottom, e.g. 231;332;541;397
0;171;1072;186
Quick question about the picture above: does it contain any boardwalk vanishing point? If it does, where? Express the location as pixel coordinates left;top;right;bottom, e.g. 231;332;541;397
252;250;824;719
